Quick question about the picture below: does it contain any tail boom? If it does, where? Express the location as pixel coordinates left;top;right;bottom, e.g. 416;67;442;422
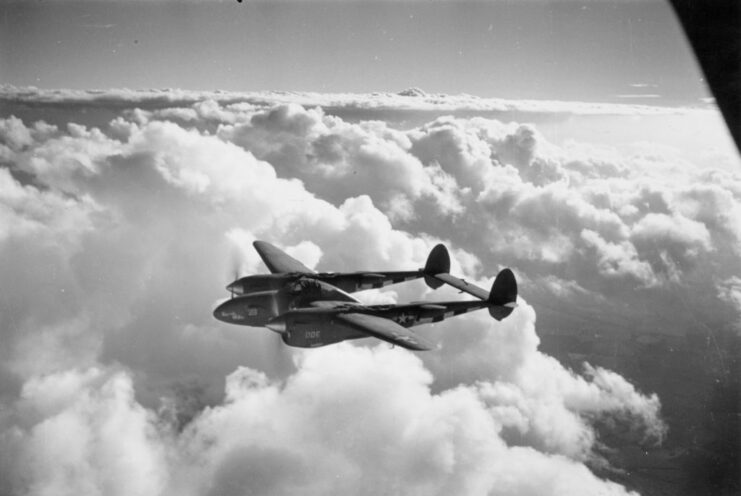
428;268;518;321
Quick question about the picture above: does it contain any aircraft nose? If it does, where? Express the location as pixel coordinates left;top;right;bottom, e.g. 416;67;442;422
213;302;226;320
266;316;286;334
213;299;232;321
213;298;246;323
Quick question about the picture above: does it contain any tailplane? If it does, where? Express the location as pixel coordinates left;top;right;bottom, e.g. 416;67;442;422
423;244;451;289
488;268;517;320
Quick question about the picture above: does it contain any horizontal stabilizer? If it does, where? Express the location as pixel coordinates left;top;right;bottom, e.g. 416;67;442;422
431;273;489;300
428;268;517;321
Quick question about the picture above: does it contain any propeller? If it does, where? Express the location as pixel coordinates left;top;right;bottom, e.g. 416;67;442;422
265;314;288;360
274;330;285;360
227;248;244;299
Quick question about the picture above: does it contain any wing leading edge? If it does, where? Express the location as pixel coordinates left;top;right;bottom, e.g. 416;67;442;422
253;241;315;274
252;241;452;292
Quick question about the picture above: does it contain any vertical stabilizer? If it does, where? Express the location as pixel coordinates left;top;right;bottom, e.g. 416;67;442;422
488;268;517;320
424;244;451;289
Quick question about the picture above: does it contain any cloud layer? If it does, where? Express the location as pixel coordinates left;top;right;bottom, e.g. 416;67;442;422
3;346;659;496
1;87;739;495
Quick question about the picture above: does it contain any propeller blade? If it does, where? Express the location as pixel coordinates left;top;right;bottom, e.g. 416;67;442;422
230;249;242;280
226;248;245;298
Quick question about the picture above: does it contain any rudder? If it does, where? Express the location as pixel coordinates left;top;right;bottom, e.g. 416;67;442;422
488;268;517;320
424;244;450;289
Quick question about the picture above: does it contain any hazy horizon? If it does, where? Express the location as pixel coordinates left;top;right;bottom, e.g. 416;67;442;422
1;0;710;106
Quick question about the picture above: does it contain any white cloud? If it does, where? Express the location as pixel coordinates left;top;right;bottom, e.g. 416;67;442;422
0;168;98;245
2;85;693;117
1;346;655;496
2;87;739;495
218;104;461;218
3;368;168;496
718;277;741;333
580;229;656;285
630;213;713;280
0;115;34;150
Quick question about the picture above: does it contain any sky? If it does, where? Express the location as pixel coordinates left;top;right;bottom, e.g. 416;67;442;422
1;0;709;104
1;1;740;496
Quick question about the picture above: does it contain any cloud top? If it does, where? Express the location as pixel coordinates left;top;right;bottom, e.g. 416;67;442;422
1;87;739;495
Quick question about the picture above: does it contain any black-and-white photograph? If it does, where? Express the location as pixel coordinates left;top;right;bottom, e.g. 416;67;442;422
0;1;739;495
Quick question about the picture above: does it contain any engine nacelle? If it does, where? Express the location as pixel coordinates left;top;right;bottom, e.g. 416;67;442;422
213;291;280;327
227;274;292;296
266;310;366;348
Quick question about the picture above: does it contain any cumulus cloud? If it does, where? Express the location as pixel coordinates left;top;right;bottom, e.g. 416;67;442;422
1;345;658;496
1;368;168;496
718;277;741;332
1;85;691;116
1;87;739;495
217;104;462;220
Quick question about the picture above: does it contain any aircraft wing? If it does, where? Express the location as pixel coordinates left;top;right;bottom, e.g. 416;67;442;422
252;241;451;291
335;312;434;351
311;271;423;293
253;241;315;274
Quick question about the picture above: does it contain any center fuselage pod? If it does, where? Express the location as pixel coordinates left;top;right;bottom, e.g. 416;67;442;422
213;277;358;327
